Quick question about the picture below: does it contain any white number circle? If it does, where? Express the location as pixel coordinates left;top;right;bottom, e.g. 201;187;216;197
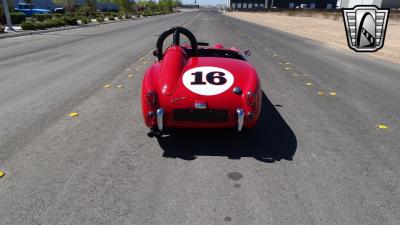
182;66;234;96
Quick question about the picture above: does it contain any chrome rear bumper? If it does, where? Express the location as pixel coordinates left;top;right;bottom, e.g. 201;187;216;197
156;108;165;132
156;107;244;132
236;108;244;131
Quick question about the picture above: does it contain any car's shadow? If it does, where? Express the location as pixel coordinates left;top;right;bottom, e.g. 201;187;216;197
156;92;297;163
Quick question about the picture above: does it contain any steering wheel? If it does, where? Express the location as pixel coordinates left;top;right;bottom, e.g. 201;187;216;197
156;26;198;61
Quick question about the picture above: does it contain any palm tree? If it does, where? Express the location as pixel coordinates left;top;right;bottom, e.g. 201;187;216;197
85;0;97;12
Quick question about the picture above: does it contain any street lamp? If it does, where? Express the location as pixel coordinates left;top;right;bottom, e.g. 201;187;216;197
2;0;14;31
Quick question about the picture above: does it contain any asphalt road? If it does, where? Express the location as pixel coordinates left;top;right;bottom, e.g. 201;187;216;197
0;10;399;225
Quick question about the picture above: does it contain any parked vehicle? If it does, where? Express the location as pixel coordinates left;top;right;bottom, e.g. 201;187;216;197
15;3;52;17
54;8;65;14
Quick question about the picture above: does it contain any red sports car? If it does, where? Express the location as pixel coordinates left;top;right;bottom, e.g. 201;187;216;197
142;27;262;136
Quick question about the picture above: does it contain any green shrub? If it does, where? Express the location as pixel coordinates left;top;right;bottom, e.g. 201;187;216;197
21;21;35;30
118;14;123;20
42;20;51;28
96;12;104;18
34;21;46;30
63;16;78;25
50;18;65;27
80;17;90;24
57;18;67;26
10;12;26;24
22;21;47;30
109;12;118;17
77;5;94;18
96;16;104;22
108;15;115;21
54;13;63;17
34;14;53;22
55;19;65;26
44;19;59;28
0;24;5;33
53;19;61;27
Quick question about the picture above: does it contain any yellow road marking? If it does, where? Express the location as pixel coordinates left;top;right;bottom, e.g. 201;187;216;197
128;74;134;78
117;85;124;88
0;170;5;178
306;82;313;86
104;84;112;88
377;124;389;130
69;112;79;117
329;92;337;96
318;91;325;96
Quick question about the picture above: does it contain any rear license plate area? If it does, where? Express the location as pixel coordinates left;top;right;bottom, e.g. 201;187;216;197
173;109;228;122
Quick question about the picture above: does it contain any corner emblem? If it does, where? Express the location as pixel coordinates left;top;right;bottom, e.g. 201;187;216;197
342;5;389;52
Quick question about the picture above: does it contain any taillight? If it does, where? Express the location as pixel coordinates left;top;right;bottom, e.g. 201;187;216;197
146;91;157;105
246;91;256;106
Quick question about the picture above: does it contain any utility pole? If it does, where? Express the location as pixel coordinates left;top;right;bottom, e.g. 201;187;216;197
2;0;14;31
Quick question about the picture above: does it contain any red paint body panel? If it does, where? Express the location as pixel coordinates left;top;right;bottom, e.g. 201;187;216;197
141;45;262;130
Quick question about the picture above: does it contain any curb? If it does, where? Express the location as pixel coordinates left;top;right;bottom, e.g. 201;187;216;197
0;18;139;40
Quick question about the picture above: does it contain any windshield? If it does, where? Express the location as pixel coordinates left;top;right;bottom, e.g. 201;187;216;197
20;4;35;9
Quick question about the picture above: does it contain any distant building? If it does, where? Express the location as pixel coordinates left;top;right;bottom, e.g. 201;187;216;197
13;0;119;11
228;0;338;9
339;0;400;8
228;0;267;10
270;0;337;8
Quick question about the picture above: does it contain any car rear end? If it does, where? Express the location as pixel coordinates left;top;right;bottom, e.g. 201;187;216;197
142;54;261;133
157;76;261;131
